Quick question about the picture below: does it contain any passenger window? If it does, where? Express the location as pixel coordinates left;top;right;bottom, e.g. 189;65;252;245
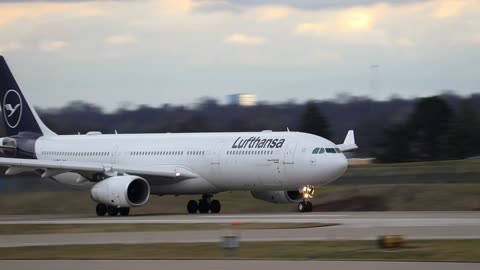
312;147;320;154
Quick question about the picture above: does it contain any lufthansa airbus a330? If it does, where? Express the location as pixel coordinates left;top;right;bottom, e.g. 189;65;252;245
0;56;357;216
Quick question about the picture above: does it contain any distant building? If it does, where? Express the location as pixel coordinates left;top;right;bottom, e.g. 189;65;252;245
228;94;256;106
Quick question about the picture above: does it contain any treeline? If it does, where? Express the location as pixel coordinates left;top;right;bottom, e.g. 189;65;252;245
377;96;480;162
2;93;479;163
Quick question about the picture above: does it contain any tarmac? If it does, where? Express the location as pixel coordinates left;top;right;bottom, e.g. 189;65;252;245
1;212;479;269
0;260;479;270
0;212;480;247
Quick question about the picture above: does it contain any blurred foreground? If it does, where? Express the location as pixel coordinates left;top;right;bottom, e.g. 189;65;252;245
1;240;480;262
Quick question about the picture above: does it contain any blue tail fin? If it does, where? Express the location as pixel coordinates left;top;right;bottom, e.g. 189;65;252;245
0;56;55;137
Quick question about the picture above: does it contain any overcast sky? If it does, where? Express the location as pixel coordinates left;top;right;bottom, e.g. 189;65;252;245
0;0;478;110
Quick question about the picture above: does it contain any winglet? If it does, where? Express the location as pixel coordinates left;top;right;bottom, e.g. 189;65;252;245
337;130;358;152
343;130;355;145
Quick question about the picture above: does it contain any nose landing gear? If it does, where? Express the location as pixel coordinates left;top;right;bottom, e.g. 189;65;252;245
298;201;313;212
298;185;315;213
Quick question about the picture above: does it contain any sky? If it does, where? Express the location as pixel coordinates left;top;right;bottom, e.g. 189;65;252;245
0;0;479;110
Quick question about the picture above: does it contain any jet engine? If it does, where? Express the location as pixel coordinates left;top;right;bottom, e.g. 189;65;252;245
251;190;303;204
90;175;150;207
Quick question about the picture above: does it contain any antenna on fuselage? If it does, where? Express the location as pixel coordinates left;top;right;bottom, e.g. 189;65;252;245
286;127;290;132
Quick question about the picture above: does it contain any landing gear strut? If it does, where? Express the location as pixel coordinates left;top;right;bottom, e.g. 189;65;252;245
298;185;315;213
95;203;130;216
186;195;221;214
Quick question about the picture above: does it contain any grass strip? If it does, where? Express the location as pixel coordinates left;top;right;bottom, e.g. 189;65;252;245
1;240;480;262
0;223;330;235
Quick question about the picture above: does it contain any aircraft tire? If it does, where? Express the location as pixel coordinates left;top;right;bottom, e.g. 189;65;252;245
119;207;130;216
96;203;107;216
306;201;313;212
107;205;119;216
210;200;221;214
187;200;198;214
198;200;210;214
298;201;306;213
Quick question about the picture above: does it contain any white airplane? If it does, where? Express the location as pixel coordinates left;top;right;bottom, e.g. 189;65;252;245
0;56;357;216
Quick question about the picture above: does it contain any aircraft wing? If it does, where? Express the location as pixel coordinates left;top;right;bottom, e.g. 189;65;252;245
337;130;358;152
0;157;198;182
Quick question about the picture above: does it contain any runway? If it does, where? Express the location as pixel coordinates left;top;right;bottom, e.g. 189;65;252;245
0;260;478;270
1;211;480;225
0;212;480;247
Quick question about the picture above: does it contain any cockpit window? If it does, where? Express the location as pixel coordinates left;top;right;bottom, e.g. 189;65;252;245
335;148;341;153
325;148;336;153
318;148;325;154
312;147;320;154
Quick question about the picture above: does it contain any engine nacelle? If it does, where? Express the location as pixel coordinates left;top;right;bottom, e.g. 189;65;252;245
251;190;303;204
90;175;150;207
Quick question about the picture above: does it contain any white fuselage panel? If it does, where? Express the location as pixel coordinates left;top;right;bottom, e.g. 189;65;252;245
35;131;348;195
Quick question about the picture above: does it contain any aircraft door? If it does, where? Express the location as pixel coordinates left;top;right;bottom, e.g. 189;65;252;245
209;141;224;183
211;141;222;165
111;145;120;164
283;141;297;164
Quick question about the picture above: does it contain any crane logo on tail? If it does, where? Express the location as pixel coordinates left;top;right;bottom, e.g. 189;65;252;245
2;89;23;128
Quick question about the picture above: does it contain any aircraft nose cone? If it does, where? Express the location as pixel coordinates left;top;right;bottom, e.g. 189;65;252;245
332;154;348;178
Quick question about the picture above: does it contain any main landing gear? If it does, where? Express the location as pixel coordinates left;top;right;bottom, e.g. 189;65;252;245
298;185;315;213
96;203;130;216
187;195;221;214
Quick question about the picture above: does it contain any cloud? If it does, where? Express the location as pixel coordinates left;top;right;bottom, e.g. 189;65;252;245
471;33;480;45
295;22;329;34
224;34;266;45
198;0;425;11
0;41;22;53
39;40;68;52
395;38;415;47
0;2;104;28
432;0;471;19
295;9;376;36
154;0;199;16
0;0;478;108
292;4;428;48
104;34;137;45
337;8;375;32
258;6;290;21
